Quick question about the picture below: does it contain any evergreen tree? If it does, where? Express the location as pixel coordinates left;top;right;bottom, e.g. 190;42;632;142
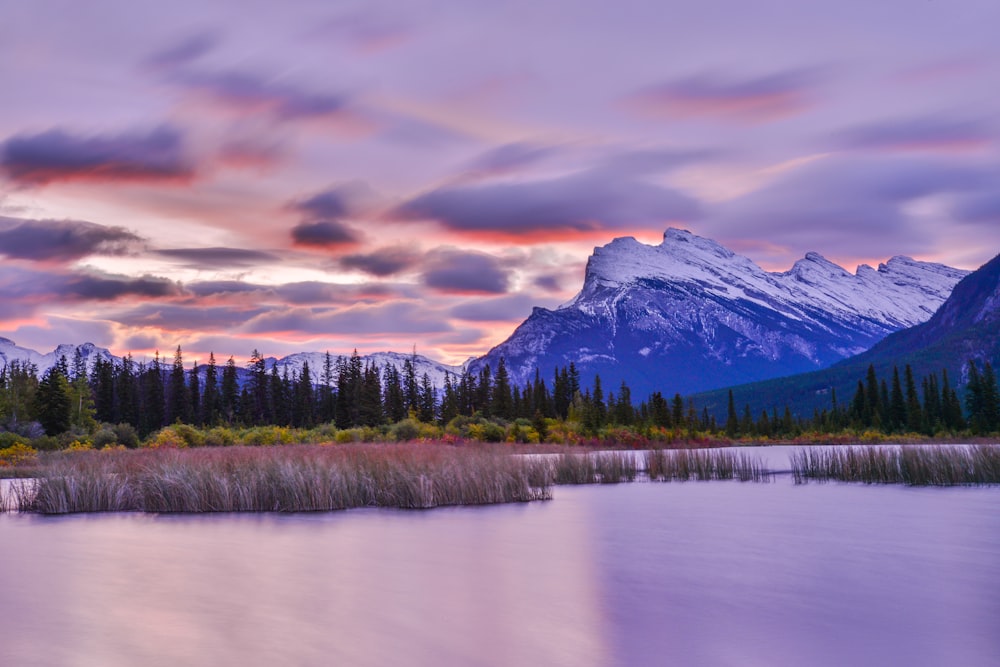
317;351;336;424
90;357;115;424
140;353;165;436
418;372;436;423
904;365;923;433
293;361;315;427
889;366;906;432
35;365;72;435
0;360;39;430
220;356;239;425
188;360;201;426
492;358;513;420
725;389;738;437
167;346;190;424
202;353;219;426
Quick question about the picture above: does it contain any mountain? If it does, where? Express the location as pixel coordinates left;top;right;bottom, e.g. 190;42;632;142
0;338;115;376
0;338;463;389
472;228;968;397
692;252;1000;420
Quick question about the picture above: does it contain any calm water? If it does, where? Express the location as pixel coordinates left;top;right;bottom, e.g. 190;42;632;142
2;476;999;666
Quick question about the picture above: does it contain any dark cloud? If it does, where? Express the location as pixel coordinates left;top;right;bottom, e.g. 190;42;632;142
339;246;421;276
187;279;409;305
449;294;543;322
111;303;266;330
422;249;510;294
61;274;182;300
466;142;555;174
291;220;360;247
294;188;351;219
170;69;349;121
708;155;990;256
393;170;701;236
630;69;821;123
0;217;142;262
953;191;1000;224
242;302;452;336
532;274;562;292
156;247;279;267
146;33;218;68
835;115;993;153
1;126;193;185
599;147;720;175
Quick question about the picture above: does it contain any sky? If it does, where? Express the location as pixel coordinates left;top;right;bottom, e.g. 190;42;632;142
1;0;999;365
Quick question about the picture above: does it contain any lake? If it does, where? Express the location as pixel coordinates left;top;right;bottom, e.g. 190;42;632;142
1;462;999;666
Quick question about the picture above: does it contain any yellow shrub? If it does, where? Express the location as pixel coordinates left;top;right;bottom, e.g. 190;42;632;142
0;443;38;467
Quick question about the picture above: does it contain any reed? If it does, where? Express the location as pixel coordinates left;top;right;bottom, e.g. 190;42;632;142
19;444;553;514
645;448;771;482
790;445;1000;486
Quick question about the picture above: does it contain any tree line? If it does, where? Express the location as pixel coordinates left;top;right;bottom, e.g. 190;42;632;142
2;345;999;442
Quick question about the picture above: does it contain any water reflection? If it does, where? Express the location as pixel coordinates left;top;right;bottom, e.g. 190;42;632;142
1;480;998;666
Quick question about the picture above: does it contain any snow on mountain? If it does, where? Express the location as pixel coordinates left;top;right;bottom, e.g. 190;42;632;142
473;228;969;397
0;339;115;376
271;351;465;387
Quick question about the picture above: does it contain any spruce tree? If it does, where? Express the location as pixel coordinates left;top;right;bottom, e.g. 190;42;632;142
35;366;72;436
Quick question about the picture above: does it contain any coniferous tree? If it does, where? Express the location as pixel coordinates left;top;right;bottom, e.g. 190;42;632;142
116;354;138;427
889;367;906;432
418;372;436;422
188;360;201;426
220;356;239;425
383;364;406;423
904;365;923;433
981;362;999;433
317;351;336;424
141;353;165;436
0;360;38;430
293;361;315;427
35;365;72;435
90;357;115;424
725;389;738;437
492;358;513;420
202;353;219;426
167;346;190;424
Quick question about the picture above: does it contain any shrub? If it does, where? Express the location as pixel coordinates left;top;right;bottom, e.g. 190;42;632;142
113;423;140;449
91;428;118;449
390;419;421;442
203;426;236;447
0;443;38;467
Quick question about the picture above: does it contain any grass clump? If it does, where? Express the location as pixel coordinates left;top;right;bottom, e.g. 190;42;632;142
790;445;1000;486
18;444;553;514
645;448;771;482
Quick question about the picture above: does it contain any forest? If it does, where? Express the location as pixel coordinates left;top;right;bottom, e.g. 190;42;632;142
1;345;999;456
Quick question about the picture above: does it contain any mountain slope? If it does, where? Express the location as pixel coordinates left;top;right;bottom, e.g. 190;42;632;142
473;228;967;396
693;252;1000;419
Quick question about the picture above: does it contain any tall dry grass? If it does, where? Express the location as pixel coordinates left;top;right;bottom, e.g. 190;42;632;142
790;445;1000;485
645;448;771;482
20;445;553;514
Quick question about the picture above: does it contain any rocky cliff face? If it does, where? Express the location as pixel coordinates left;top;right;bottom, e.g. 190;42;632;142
472;228;968;396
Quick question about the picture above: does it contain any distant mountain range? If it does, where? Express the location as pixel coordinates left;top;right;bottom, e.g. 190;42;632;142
693;252;1000;419
471;228;967;396
1;229;981;403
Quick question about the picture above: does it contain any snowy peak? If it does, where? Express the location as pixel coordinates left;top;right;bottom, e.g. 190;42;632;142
571;228;967;329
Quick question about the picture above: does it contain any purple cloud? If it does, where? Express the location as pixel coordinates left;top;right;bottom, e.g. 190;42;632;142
170;69;349;121
291;220;359;247
630;69;821;123
835;114;993;153
0;217;142;262
294;188;352;219
393;170;701;237
421;248;510;294
156;247;279;267
61;274;182;300
450;294;546;322
1;126;193;185
146;33;218;68
466;142;556;174
242;302;452;336
339;246;421;276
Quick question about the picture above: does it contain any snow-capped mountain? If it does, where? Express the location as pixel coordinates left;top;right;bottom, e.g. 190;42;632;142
471;228;969;396
0;338;464;389
0;338;115;376
270;351;465;387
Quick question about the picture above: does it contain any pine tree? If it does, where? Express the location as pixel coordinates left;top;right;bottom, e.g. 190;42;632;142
725;389;738;436
202;353;219;426
317;351;336;424
492;358;513;420
188;360;201;426
35;365;72;435
904;365;923;433
167;346;190;424
889;366;906;432
220;356;239;425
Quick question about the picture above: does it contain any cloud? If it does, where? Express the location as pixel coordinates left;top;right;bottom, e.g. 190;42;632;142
293;188;352;219
707;155;989;257
953;191;1000;224
155;247;279;268
145;32;219;68
532;274;562;292
169;69;350;121
834;115;993;153
242;302;452;336
338;246;421;276
187;279;410;305
0;217;143;262
629;69;820;123
393;169;701;239
291;220;360;247
60;274;182;300
449;293;546;322
1;126;194;185
465;142;556;174
421;248;510;294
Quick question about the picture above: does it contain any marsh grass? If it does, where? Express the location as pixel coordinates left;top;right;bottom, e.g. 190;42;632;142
645;448;771;482
20;445;553;514
550;452;639;484
790;445;1000;485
